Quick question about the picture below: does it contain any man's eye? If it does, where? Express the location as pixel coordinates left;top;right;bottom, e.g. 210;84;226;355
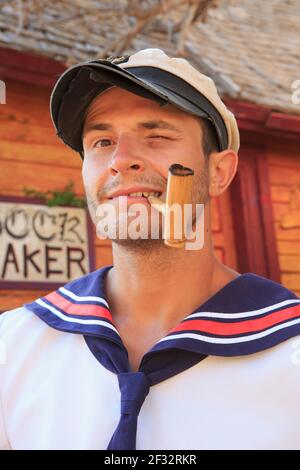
148;135;170;140
94;139;113;148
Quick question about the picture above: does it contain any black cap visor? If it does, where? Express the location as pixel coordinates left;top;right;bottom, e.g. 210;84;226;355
50;60;228;154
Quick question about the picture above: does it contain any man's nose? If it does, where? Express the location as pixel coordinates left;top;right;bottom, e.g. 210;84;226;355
108;134;145;176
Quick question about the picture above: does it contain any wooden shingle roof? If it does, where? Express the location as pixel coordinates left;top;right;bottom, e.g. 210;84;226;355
0;0;299;114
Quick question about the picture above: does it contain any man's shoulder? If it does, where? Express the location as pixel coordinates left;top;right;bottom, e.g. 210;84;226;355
0;306;58;355
0;266;113;362
0;304;89;388
0;307;48;382
230;271;299;307
0;306;38;335
238;272;298;297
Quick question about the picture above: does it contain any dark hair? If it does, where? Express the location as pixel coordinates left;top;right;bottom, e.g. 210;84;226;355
199;118;220;160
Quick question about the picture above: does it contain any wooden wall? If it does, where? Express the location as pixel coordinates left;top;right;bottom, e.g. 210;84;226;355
211;194;238;269
0;78;243;311
0;79;112;310
267;138;300;297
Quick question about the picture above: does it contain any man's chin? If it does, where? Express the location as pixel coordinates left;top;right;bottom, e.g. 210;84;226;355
95;214;163;244
111;237;164;250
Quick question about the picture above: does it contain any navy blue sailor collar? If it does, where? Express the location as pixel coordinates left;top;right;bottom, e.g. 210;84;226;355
24;266;300;450
25;265;300;358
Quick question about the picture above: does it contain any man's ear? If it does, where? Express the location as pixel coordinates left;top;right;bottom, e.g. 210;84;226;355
208;150;238;197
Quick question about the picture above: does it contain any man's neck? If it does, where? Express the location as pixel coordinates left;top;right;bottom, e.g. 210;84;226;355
103;239;240;372
104;240;239;333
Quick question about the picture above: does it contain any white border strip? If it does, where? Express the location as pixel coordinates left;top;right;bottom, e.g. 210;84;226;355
36;299;118;334
58;287;109;308
186;299;300;321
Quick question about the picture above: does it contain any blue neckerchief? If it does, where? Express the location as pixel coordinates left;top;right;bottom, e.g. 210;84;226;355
24;265;300;450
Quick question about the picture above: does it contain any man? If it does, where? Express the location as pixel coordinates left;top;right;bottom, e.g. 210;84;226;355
0;49;299;450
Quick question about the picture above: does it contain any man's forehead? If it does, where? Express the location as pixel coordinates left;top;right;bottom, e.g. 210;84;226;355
83;119;184;136
87;86;159;111
84;86;195;130
85;86;187;119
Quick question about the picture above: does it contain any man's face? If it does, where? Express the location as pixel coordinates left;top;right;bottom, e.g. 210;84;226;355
82;86;210;246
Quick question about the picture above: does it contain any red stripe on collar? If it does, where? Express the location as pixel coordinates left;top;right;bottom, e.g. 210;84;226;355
171;303;300;336
44;291;113;321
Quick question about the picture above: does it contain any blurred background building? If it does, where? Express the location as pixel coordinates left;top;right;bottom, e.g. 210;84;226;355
0;0;300;310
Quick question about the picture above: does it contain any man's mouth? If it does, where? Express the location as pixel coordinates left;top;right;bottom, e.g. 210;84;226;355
107;190;162;200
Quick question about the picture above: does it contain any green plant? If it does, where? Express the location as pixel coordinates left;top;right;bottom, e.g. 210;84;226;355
23;182;86;208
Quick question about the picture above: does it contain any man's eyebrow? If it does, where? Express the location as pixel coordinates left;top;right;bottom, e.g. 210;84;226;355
137;120;182;132
83;120;182;135
83;123;113;134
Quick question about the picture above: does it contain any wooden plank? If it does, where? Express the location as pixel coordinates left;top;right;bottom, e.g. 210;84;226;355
269;166;300;186
0;103;55;128
0;160;85;196
267;140;300;163
238;121;300;143
0;47;66;88
0;140;80;168
277;240;300;255
275;223;300;241
256;156;281;281
280;210;300;229
230;150;279;279
0;122;65;147
0;90;54;127
268;157;300;170
281;273;300;292
0;46;65;76
4;78;53;101
1;68;56;88
266;112;300;134
279;255;300;272
272;202;289;222
271;186;293;203
5;86;52;108
223;98;269;124
268;145;300;293
0;290;50;312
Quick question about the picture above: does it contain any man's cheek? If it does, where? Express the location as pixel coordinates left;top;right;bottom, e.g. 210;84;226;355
82;160;95;183
82;164;103;197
